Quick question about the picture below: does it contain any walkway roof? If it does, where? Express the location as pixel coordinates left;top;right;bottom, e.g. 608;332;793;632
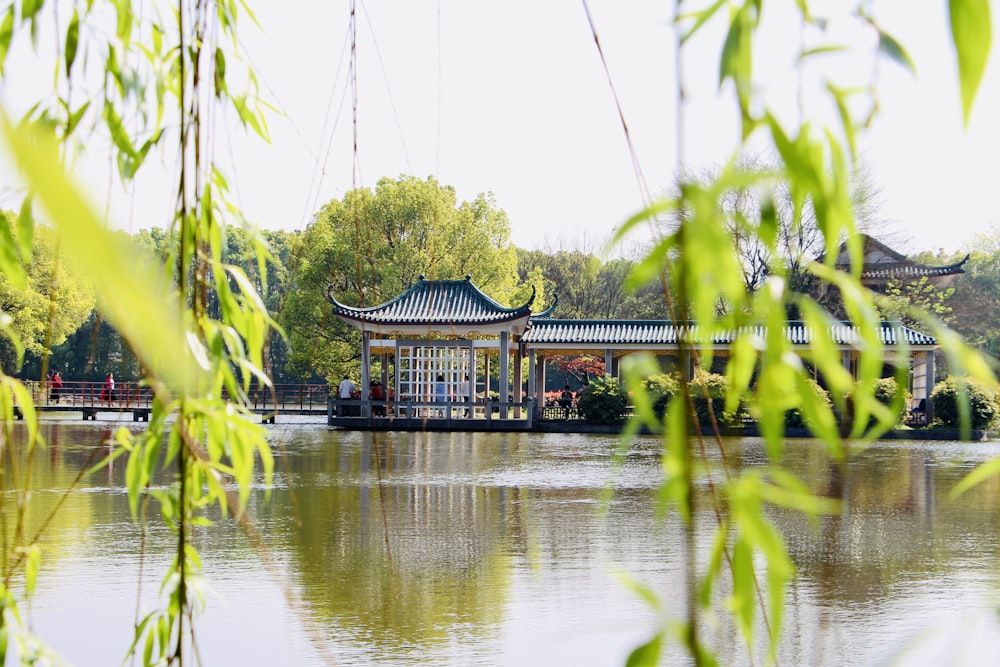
329;275;937;352
522;318;936;350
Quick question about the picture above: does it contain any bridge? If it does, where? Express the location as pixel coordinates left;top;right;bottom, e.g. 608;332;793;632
16;381;331;423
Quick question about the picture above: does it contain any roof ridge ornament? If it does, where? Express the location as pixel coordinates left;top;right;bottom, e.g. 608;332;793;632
532;292;559;318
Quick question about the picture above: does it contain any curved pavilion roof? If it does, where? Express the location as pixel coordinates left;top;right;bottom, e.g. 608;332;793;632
834;234;968;285
522;318;936;349
330;275;535;336
330;275;936;351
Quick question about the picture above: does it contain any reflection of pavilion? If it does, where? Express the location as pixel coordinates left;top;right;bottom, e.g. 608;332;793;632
328;274;940;430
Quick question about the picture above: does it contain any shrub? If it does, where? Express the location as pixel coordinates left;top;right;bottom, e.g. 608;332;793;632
690;370;738;426
873;376;911;426
642;373;680;419
786;377;832;429
930;377;1000;430
577;375;629;425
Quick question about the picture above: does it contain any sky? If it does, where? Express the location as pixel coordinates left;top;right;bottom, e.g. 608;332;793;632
2;1;999;257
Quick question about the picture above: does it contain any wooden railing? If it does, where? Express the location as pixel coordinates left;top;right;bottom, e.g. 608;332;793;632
26;380;153;408
24;381;329;413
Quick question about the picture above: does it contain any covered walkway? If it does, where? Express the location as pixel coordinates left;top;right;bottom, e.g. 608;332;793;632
327;276;938;431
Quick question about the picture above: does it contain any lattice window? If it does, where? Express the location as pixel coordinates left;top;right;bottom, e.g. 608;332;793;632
396;343;473;416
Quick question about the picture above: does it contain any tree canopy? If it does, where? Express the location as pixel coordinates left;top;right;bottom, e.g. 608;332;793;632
0;217;96;372
280;175;529;381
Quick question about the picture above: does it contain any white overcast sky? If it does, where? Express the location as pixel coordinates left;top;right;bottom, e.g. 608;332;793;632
2;1;999;256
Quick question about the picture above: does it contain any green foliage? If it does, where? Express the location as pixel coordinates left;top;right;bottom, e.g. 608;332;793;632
0;2;995;666
926;229;1000;361
515;247;671;320
642;372;679;419
0;2;278;665
874;376;911;424
281;175;524;381
785;377;832;429
0;222;96;371
879;276;954;327
950;0;993;125
853;376;910;427
577;375;628;425
612;3;999;663
690;369;739;426
931;376;999;430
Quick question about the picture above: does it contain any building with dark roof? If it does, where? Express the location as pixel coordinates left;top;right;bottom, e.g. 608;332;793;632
328;274;938;429
832;234;968;289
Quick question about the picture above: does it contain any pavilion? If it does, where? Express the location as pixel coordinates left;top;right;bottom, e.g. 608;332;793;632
327;274;939;430
834;234;968;289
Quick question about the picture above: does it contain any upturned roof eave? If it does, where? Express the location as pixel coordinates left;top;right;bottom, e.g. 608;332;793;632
328;276;536;324
333;312;532;336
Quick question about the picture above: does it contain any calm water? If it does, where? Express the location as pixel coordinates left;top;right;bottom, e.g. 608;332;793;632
12;420;1000;666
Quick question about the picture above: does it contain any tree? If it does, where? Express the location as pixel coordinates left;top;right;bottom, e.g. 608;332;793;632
0;3;278;665
878;276;954;328
612;4;997;664
546;354;605;388
669;155;890;316
0;219;96;373
918;232;1000;361
281;175;524;381
515;246;602;318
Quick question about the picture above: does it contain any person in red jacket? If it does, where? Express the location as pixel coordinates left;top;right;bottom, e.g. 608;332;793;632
50;371;63;403
102;372;115;405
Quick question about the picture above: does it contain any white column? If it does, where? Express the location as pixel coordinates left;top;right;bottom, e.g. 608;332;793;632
361;331;372;418
513;345;523;418
499;331;509;420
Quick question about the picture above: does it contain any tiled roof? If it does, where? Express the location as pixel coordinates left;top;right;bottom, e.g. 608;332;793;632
832;234;968;281
859;258;969;281
523;319;936;347
330;275;534;326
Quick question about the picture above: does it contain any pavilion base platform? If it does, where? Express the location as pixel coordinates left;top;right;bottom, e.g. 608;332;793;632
329;415;534;432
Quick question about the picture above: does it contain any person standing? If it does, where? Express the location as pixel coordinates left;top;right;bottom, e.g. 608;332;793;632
103;372;115;405
50;370;63;403
434;374;448;417
338;375;357;416
461;375;472;417
370;380;386;416
559;384;573;420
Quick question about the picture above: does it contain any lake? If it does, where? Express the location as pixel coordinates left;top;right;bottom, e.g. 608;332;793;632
11;420;1000;666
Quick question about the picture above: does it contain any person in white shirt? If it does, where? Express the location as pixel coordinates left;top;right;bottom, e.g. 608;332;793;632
338;375;356;399
338;375;357;416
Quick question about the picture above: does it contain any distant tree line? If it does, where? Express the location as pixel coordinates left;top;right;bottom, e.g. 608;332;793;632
5;175;997;386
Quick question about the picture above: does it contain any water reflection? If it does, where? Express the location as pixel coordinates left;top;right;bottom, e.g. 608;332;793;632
9;423;1000;665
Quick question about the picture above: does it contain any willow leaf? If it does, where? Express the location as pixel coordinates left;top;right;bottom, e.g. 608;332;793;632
951;455;1000;498
949;0;992;125
65;9;79;76
679;0;727;46
0;7;13;73
0;111;198;394
0;210;25;287
877;28;916;75
719;6;752;91
625;633;663;667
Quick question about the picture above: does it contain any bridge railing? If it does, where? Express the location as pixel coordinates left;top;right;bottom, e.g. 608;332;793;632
245;384;330;411
27;380;154;408
25;381;330;412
